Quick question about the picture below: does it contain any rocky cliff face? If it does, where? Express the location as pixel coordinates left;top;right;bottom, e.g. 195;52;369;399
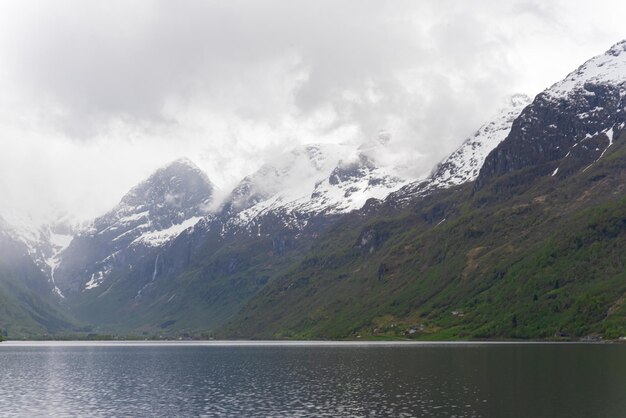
476;41;626;190
7;40;626;339
151;142;407;292
431;94;531;188
387;94;531;206
0;217;74;337
46;142;409;334
54;158;216;295
218;41;626;340
219;143;406;236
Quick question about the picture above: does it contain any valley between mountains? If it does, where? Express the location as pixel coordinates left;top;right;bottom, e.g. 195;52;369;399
1;42;626;340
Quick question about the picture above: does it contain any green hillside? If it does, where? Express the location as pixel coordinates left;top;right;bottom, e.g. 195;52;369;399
64;216;333;338
0;262;78;339
220;132;626;340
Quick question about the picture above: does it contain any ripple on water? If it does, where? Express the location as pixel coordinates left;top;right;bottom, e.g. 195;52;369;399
0;342;625;417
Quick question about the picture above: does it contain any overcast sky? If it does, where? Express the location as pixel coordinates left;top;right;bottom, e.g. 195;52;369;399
0;0;625;226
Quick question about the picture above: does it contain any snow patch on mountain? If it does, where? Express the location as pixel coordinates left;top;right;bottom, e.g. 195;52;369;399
55;158;217;294
387;94;531;205
44;229;74;297
133;216;203;247
543;41;626;171
84;268;108;290
430;94;531;188
221;142;407;234
546;40;626;99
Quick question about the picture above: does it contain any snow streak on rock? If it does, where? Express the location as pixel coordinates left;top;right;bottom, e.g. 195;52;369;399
387;94;531;205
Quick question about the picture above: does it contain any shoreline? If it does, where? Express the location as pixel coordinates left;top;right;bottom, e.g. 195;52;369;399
1;339;622;347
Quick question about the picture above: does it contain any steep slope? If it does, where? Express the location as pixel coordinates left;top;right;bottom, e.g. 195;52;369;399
429;94;531;189
477;40;626;190
0;210;77;298
61;142;408;336
221;142;406;234
0;218;77;338
54;158;216;296
9;42;626;340
221;43;626;340
388;94;531;205
221;127;626;341
54;100;545;337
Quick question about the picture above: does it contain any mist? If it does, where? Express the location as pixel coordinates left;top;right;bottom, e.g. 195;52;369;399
0;0;625;226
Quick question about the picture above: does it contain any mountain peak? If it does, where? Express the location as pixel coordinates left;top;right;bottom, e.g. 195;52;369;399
545;40;626;99
55;158;216;294
166;157;201;171
224;143;348;212
476;40;626;190
121;158;215;209
156;157;210;183
428;93;531;188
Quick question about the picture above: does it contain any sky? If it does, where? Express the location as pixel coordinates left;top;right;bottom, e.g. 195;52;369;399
0;0;625;227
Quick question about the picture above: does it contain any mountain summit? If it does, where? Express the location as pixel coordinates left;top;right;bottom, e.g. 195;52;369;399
546;40;626;99
388;94;531;205
477;41;626;190
219;143;406;235
53;158;216;294
3;41;626;340
118;158;215;220
221;41;626;341
429;94;532;189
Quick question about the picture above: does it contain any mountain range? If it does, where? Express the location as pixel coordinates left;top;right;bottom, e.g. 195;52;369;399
1;41;625;340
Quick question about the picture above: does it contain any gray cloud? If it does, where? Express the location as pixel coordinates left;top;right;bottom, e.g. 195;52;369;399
2;1;518;137
0;0;625;225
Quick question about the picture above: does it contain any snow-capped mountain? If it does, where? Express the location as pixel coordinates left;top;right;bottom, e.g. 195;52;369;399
546;40;626;99
220;142;407;234
429;94;531;189
32;141;410;330
53;158;216;294
477;40;626;189
93;157;214;248
4;39;626;339
387;94;531;205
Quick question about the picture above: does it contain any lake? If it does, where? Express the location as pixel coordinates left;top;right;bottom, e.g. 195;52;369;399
0;341;625;417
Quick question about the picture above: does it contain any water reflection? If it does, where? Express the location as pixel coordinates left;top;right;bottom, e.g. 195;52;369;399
0;342;624;417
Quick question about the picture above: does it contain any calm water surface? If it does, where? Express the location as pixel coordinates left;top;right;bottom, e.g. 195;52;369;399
0;341;625;417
